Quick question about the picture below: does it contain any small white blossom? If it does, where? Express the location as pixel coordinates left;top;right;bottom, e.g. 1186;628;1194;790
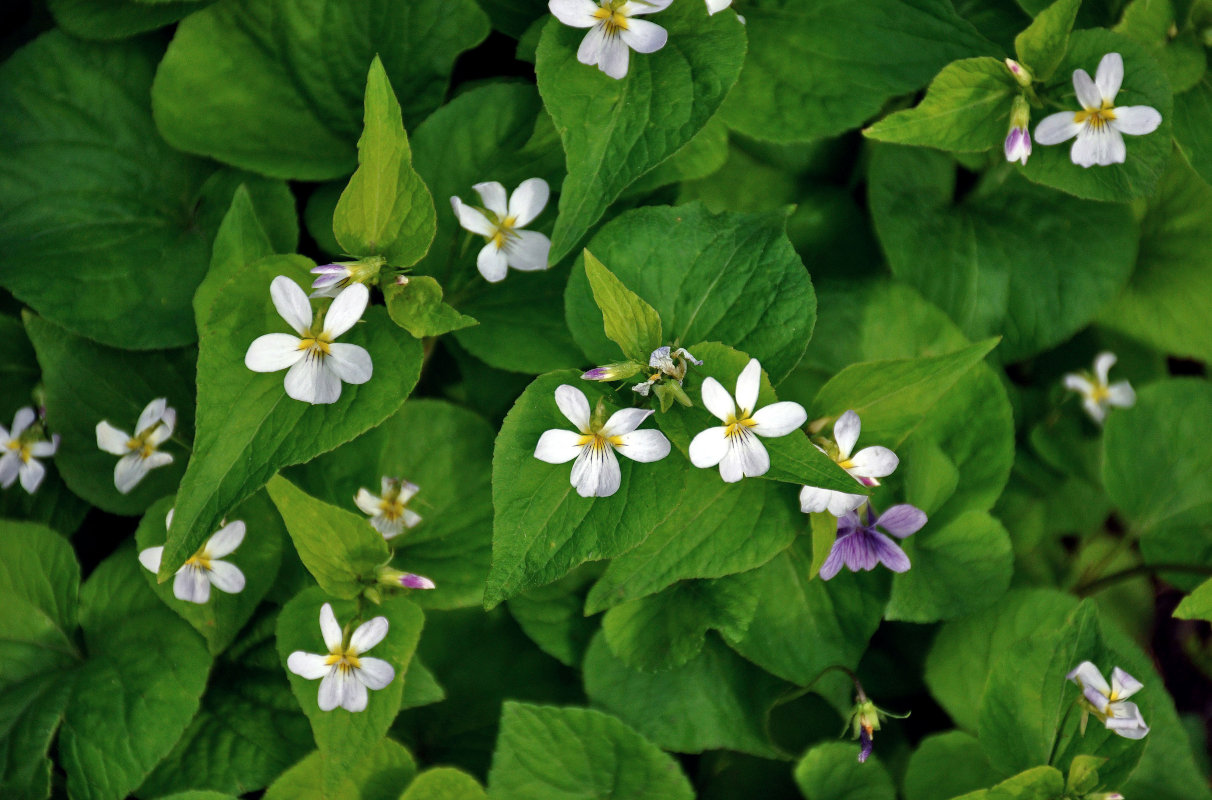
549;0;673;80
355;477;422;540
287;603;395;713
688;358;807;482
1067;661;1149;740
799;410;898;516
0;407;58;494
139;509;246;604
1035;53;1162;167
451;179;551;283
534;385;671;497
705;0;732;13
244;276;373;405
1063;352;1135;424
96;398;175;494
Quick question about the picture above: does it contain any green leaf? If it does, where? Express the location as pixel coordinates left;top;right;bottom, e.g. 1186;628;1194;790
601;575;759;673
1174;75;1212;185
0;33;293;349
48;0;207;41
583;632;789;757
267;475;388;599
950;766;1066;800
1114;0;1207;94
582;250;662;362
885;510;1014;623
1099;154;1212;364
723;537;886;687
286;399;495;611
151;0;490;180
402;767;486;800
869;145;1138;361
625;117;731;196
195;187;278;330
24;312;196;516
810;338;999;448
161;258;422;577
276;587;423;793
507;565;601;668
333;58;436;268
903;731;999;800
385;276;477;339
1014;0;1082;80
61;545;212;800
793;741;895;800
262;739;418;800
488;702;694;800
484;371;679;607
399;657;446;711
1021;29;1174;201
1065;754;1104;795
864;58;1017;152
720;0;995;143
537;3;746;261
566;205;817;383
1174;577;1212;622
809;511;838;578
134;493;285;654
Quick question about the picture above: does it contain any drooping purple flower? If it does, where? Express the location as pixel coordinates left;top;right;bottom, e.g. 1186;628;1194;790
819;504;927;581
858;727;873;762
400;573;436;590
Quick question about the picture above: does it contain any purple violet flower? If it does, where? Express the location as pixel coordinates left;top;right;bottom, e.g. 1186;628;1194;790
1004;126;1032;165
400;573;436;590
819;504;927;580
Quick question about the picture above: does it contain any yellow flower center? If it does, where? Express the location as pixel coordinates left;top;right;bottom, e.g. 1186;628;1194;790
491;216;519;250
593;3;629;34
378;496;406;522
1074;100;1117;129
324;647;362;671
724;412;757;439
577;432;624;451
184;553;212;571
1089;383;1111;404
127;421;166;460
298;327;333;356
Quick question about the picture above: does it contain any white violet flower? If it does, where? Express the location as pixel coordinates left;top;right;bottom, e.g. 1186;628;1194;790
356;477;422;540
705;0;732;13
244;276;373;405
451;179;551;283
799;410;898;516
534;384;671;498
0;407;58;494
287;603;395;713
548;0;673;80
1034;52;1162;167
1063;351;1135;424
96;397;176;494
688;358;807;483
1067;661;1149;740
138;509;247;604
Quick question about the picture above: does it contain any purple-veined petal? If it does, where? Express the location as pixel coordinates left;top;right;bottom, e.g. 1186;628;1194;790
114;453;150;494
324;283;369;338
326;343;373;385
839;528;880;572
477;242;509;283
688;426;729;468
1111;105;1162;136
319;603;343;651
356;657;396;690
1095;52;1123;103
700;377;736;422
550;0;601;26
350;615;389;654
875;504;926;538
174;566;211;604
10;407;34;438
287;651;330;680
833;410;861;460
355;488;381;516
818;538;847;580
1067;661;1110;694
534;428;584;464
598;29;631;79
848;446;899;479
555;384;592;431
270;276;312;334
1073;68;1102;110
473;181;509;218
507;178;550;227
569;444;622;497
1107;381;1135;408
600;407;653;437
1110;667;1143;700
96;421;131;455
613;428;670;462
870;530;911;573
207;560;245;594
205;520;245;559
450;196;495;237
620;18;667;54
504;230;551;272
245;334;306;373
749;401;806;438
19;458;45;493
735;359;762;414
1034;112;1082;145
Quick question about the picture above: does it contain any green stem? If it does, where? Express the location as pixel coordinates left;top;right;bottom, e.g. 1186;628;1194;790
1076;563;1212;596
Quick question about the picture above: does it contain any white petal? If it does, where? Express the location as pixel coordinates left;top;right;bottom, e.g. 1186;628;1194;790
245;334;305;372
613;429;670;462
340;675;369;712
1063;373;1095;397
1105;701;1149;739
152;407;176;443
689;426;729;468
473;181;508;218
1067;661;1110;694
749;401;807;438
722;434;769;481
450;196;495;237
355;488;381;516
1093;352;1117;384
325;283;369;338
833;410;861;460
174;566;211;604
284;356;340;405
317;670;342;711
1103;127;1126;165
623;0;674;14
700;377;736;422
620;18;667;53
372;515;405;540
136;398;168;436
143;451;173;473
1083;397;1108;424
734;359;762;414
577;25;609;69
569;445;621;497
0;453;17;488
1035;112;1082;145
504;231;551;272
10;407;35;438
1107;381;1135;408
600;407;653;437
1095;52;1123;103
1073;68;1102;110
28;438;57;458
326;343;373;385
397;480;419;504
19;459;45;493
1111;106;1162;136
1110;667;1143;699
1071;126;1122;167
207;560;245;594
507;178;549;227
535;428;584;464
549;0;601;27
356;657;396;690
287;651;330;680
138;546;163;573
598;29;631;80
270;275;312;335
847;446;899;479
204;520;245;558
114;453;150;494
320;604;343;651
555;384;592;431
350;616;389;654
799;485;866;516
403;509;422;528
95;419;132;455
477;242;509;283
705;0;731;11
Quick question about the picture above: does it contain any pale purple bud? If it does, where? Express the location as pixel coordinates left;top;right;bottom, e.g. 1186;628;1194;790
1004;127;1031;166
582;367;612;380
310;263;351;288
400;573;435;590
858;728;873;763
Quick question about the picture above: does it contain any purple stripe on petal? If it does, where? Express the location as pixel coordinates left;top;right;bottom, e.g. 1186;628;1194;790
876;504;927;538
842;530;881;572
870;531;911;573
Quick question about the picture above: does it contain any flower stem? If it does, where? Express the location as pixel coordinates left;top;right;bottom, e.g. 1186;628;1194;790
1076;563;1212;596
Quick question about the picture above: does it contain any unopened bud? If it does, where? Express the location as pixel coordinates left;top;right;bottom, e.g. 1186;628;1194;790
1005;58;1033;87
376;566;436;591
581;361;641;382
